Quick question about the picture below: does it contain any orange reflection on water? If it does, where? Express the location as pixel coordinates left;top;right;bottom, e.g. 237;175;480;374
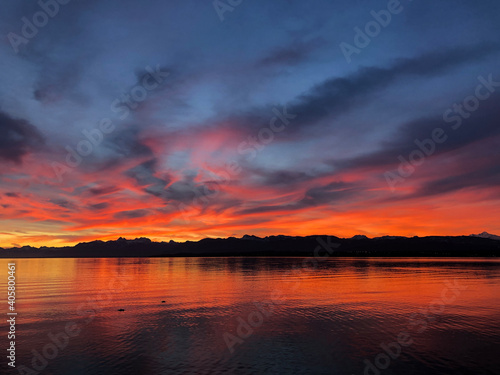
8;257;500;321
1;257;500;374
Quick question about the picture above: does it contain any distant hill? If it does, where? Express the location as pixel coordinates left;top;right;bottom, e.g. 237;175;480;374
470;232;500;241
1;234;499;258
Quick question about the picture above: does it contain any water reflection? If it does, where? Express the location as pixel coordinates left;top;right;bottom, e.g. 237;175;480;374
1;257;499;374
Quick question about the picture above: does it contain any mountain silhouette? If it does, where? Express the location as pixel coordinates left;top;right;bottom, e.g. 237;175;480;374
1;234;499;258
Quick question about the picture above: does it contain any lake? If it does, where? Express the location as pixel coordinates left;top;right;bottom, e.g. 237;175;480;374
1;257;500;374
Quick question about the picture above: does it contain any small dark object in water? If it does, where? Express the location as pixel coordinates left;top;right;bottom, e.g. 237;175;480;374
162;301;166;303
118;309;125;311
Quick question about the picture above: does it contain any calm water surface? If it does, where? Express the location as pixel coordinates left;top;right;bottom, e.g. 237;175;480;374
1;257;500;374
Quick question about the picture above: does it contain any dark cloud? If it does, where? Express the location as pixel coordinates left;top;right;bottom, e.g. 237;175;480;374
33;60;89;105
337;92;500;171
199;44;500;142
0;112;44;163
408;137;500;199
114;209;150;220
413;164;500;199
49;199;76;210
237;181;358;215
256;38;324;67
125;158;169;196
104;127;153;159
254;169;314;187
88;186;119;196
286;43;500;132
134;65;171;87
299;181;358;206
88;202;110;211
4;192;19;198
162;172;216;205
81;126;157;173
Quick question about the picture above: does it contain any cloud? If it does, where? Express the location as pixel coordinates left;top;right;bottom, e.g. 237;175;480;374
237;180;358;215
49;199;76;210
409;136;500;199
193;44;500;144
261;170;313;186
256;37;324;67
0;112;44;163
114;209;150;220
299;181;358;206
337;92;500;172
285;43;500;133
104;126;153;159
162;171;216;205
88;202;110;211
124;158;169;196
414;164;500;198
88;186;120;196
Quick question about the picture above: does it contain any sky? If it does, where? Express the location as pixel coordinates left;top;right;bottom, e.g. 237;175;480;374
0;0;499;247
